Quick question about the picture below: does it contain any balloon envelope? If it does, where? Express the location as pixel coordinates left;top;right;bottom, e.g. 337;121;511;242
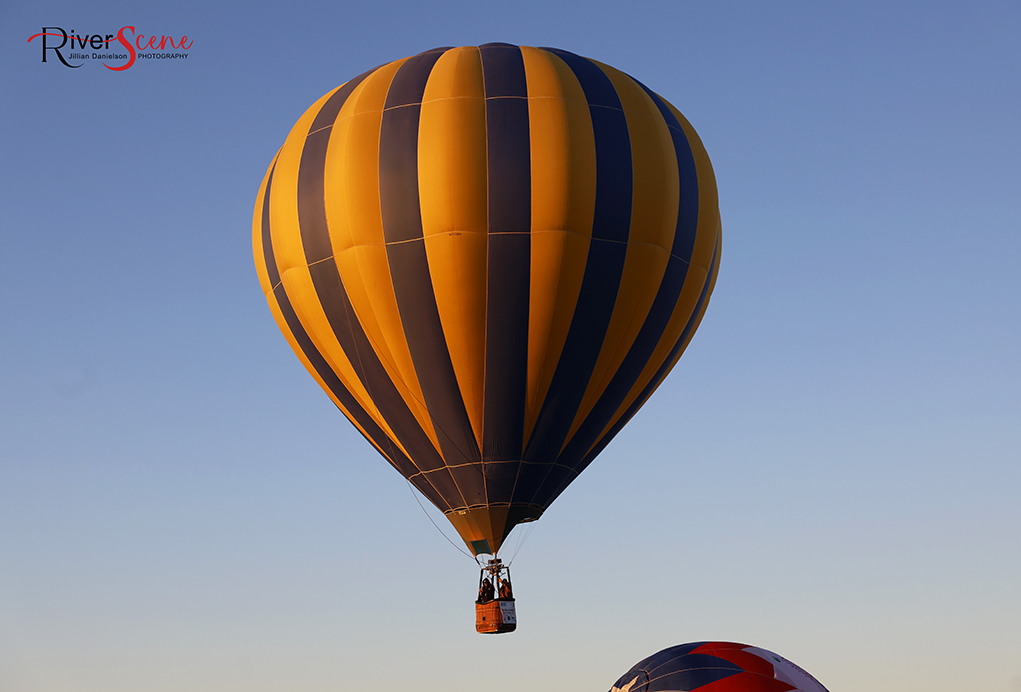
254;43;721;555
609;642;829;692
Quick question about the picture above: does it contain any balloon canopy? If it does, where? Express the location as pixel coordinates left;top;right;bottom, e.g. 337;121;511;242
254;43;721;556
609;642;830;692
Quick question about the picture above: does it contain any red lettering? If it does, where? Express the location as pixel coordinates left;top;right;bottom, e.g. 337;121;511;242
104;26;136;71
135;33;159;51
156;35;191;50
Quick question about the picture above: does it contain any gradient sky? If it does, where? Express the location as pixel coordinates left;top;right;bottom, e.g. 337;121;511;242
2;2;1019;691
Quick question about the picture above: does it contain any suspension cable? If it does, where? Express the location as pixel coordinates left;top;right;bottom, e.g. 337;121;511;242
405;479;480;563
506;519;536;565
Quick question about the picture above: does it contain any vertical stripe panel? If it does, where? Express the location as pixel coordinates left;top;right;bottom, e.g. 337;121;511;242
638;83;700;265
663;100;719;273
520;48;597;444
378;49;483;504
267;88;339;279
418;47;488;452
252;152;279;296
480;43;531;472
545;49;633;243
298;69;379;264
520;49;632;501
380;52;437;243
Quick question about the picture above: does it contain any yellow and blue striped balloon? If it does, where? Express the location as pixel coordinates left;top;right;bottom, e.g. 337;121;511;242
254;43;721;556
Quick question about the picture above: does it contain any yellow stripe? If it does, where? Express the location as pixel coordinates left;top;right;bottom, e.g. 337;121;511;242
640;223;721;394
323;59;443;454
583;220;721;457
587;264;709;453
418;46;488;450
663;99;719;272
596;61;679;252
252;150;280;296
564;63;679;446
267;85;341;280
521;47;597;443
279;265;412;461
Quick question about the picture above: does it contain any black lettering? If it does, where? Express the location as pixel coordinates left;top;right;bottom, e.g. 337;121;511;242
40;27;80;68
105;34;113;49
90;35;103;50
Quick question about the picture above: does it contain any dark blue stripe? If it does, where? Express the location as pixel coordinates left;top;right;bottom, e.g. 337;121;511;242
650;661;741;691
378;48;450;243
479;42;527;97
566;234;720;483
546;48;632;243
554;253;690;469
385;47;450;109
521;240;628;463
481;461;519;505
378;50;443;244
449;465;487;507
541;47;621;108
636;82;700;264
642;642;706;670
306;260;448;473
378;50;483;506
480;44;530;465
520;50;634;499
298;68;379;263
507;461;551;503
383;242;482;472
615;648;743;692
417;468;464;510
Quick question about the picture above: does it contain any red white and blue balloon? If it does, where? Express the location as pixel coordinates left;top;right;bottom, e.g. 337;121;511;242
609;642;829;692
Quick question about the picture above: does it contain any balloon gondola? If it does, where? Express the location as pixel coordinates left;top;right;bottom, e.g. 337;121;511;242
254;43;720;632
475;557;515;633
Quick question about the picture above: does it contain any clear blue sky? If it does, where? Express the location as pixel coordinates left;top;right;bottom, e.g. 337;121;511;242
2;2;1018;691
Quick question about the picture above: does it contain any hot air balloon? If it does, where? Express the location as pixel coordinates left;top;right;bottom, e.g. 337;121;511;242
609;642;830;692
253;43;721;632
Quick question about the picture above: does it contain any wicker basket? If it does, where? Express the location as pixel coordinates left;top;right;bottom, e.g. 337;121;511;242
475;598;517;634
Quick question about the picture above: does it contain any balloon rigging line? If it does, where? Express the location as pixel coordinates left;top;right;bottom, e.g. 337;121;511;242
506;520;536;566
405;478;479;563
